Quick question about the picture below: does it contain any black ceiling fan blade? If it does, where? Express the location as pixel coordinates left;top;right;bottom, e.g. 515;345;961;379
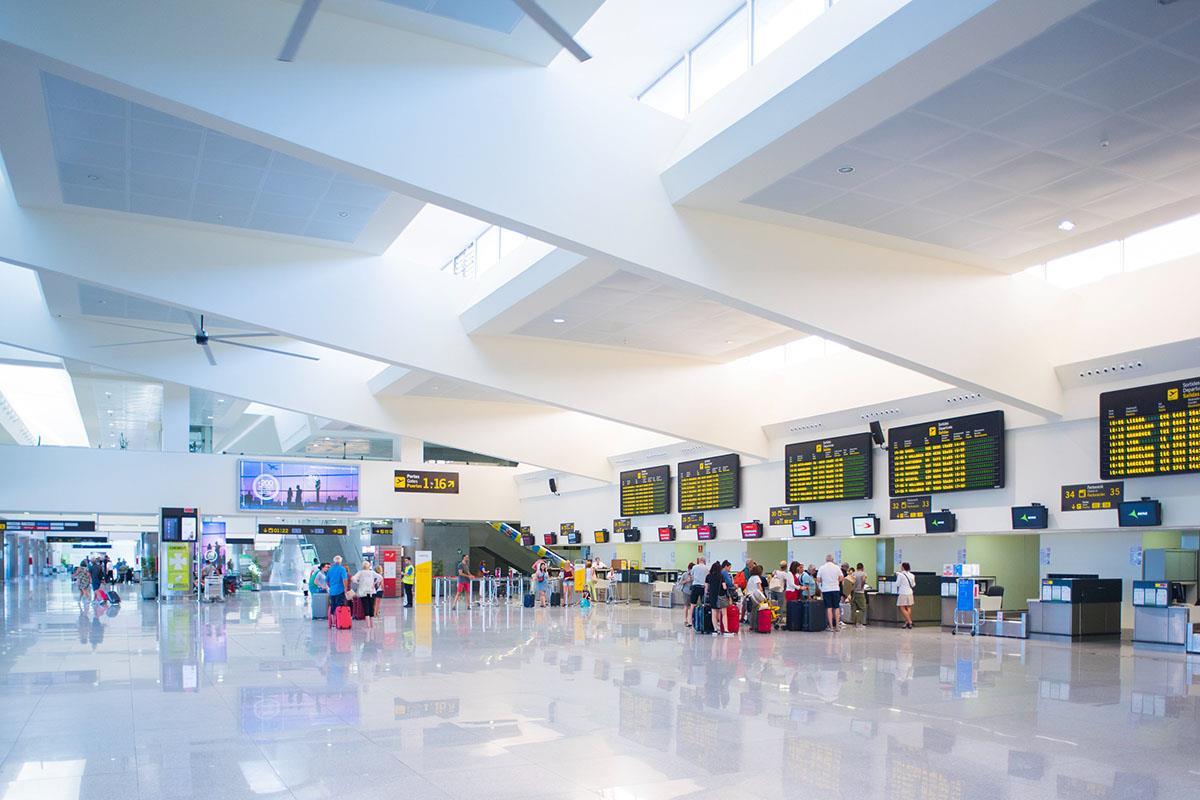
91;337;192;349
185;311;204;336
217;339;320;361
207;332;279;340
278;0;322;61
202;343;217;366
87;318;190;337
511;0;591;61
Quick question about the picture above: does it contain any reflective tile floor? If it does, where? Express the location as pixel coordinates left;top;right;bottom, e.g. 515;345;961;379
3;578;1200;800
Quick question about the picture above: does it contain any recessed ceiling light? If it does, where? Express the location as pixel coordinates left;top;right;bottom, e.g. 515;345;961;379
725;340;734;345
217;398;224;403
207;415;213;420
106;409;113;415
552;317;566;324
337;210;350;218
1057;219;1075;232
216;214;224;221
836;165;855;174
104;391;112;397
87;174;99;181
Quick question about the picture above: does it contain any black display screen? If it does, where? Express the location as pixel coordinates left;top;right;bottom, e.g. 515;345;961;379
1100;377;1200;479
888;410;1005;495
785;432;872;503
677;454;739;513
620;465;670;516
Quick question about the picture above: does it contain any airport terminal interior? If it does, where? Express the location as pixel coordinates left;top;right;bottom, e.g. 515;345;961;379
2;0;1200;798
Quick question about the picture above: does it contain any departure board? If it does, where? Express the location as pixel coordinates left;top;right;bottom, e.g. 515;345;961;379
888;410;1005;496
677;454;740;513
1100;377;1200;479
785;433;872;503
620;465;670;517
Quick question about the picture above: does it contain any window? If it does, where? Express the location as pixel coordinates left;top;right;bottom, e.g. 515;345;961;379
1124;214;1200;273
639;59;687;117
690;6;750;110
754;0;826;61
1043;241;1123;289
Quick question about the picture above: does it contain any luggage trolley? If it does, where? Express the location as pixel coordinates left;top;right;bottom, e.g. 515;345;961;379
951;578;979;636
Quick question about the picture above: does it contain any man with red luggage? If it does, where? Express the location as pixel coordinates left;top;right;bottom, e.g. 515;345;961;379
326;556;350;616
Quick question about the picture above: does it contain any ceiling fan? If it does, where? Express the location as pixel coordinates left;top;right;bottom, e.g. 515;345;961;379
89;313;319;366
277;0;590;62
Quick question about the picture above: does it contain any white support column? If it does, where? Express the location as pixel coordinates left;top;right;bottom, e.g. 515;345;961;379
399;437;424;464
161;382;190;453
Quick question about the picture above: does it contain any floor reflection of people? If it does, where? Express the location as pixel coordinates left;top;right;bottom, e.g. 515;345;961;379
89;606;105;650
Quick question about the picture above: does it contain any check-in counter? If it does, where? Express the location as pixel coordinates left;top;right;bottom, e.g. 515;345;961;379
870;572;941;626
1132;580;1198;648
1028;575;1122;638
939;576;996;626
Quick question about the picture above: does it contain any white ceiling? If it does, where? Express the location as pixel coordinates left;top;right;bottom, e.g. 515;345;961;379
68;365;163;451
42;72;393;244
512;269;801;359
745;0;1200;263
407;374;534;404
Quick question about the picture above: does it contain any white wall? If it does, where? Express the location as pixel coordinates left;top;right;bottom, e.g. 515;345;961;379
0;446;521;520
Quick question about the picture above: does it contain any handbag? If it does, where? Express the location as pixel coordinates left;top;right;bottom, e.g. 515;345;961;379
768;575;784;592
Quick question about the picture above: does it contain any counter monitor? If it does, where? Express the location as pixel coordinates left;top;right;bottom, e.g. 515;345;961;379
594;529;610;544
852;514;879;536
923;510;956;533
677;454;740;513
657;525;676;542
888;410;1005;496
696;523;717;541
740;521;763;539
1118;499;1162;527
791;518;815;537
623;528;641;543
566;531;582;545
620;465;671;516
785;432;873;503
1100;376;1200;479
544;533;558;546
1011;504;1048;530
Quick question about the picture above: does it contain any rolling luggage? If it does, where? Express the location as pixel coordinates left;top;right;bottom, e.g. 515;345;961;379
351;596;366;620
550;592;562;607
756;607;772;634
106;589;121;604
523;593;535;608
786;600;805;631
331;605;352;630
785;590;800;603
94;589;109;604
693;604;714;634
725;604;740;634
311;592;329;620
803;599;827;632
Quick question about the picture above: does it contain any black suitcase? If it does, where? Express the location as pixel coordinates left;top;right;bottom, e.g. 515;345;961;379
107;589;121;604
803;599;827;632
693;604;714;634
523;593;535;608
550;592;562;607
786;600;805;631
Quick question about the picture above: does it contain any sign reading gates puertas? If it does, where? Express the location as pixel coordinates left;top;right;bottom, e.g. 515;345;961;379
394;470;459;494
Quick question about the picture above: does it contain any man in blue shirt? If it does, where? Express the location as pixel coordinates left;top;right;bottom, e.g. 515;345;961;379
326;556;349;611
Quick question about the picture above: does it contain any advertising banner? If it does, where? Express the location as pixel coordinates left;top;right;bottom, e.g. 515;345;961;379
166;542;191;591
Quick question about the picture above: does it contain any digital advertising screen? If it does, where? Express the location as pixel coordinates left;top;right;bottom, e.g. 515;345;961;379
620;465;671;516
785;432;873;503
677;454;740;513
888;410;1005;496
1100;377;1200;479
238;460;360;513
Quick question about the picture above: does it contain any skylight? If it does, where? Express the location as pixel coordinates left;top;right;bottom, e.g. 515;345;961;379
0;361;89;447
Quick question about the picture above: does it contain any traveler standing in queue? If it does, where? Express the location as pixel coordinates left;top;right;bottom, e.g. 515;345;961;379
851;563;870;626
353;560;382;628
685;557;707;628
584;559;597;603
452;554;474;611
327;556;349;613
817;555;844;631
560;559;575;606
797;562;816;600
705;562;733;637
401;556;415;607
840;566;855;629
897;561;916;629
310;562;330;596
745;565;767;622
680;562;695;626
530;558;550;607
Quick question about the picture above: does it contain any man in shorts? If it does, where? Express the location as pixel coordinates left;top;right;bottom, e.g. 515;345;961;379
685;557;708;627
452;554;474;611
817;554;844;632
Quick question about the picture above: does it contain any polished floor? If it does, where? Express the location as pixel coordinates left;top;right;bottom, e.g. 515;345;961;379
1;578;1198;800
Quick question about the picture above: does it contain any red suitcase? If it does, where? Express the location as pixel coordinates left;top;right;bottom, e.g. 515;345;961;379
756;607;772;634
329;605;352;630
351;596;366;620
725;604;740;634
785;590;800;603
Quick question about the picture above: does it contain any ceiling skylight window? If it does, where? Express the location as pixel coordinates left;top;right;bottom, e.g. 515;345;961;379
690;6;750;109
1124;214;1200;273
0;361;89;447
754;0;826;61
442;224;544;279
1044;241;1122;290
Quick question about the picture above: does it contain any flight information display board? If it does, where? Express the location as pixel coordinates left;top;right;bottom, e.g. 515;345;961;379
888;411;1005;496
785;433;873;503
257;524;347;536
1100;377;1200;479
677;454;740;513
620;465;670;517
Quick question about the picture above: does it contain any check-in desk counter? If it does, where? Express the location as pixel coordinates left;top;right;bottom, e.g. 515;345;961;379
870;572;941;626
1133;580;1198;648
939;576;997;626
1028;576;1122;638
638;568;681;605
608;569;640;602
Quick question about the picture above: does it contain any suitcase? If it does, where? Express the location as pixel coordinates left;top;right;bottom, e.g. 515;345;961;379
550;592;562;607
803;599;828;632
693;604;714;634
725;604;740;634
756;607;773;634
94;589;109;604
311;592;329;620
331;605;352;630
107;589;121;604
786;600;805;631
785;590;800;603
351;596;366;620
523;593;535;608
